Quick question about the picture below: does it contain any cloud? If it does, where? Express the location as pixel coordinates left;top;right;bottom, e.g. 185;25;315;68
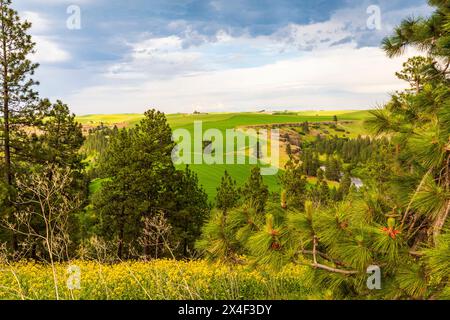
22;11;53;33
18;11;71;64
105;36;204;80
32;36;71;63
66;44;420;114
18;0;94;5
270;21;353;51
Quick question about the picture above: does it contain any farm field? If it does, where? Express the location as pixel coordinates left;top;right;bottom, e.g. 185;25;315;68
79;110;373;199
77;110;371;129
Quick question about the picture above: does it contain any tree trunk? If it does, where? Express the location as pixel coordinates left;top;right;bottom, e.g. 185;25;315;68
1;2;11;187
117;210;125;260
433;200;450;244
1;4;16;252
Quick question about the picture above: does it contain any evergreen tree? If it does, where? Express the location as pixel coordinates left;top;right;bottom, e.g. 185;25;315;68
302;121;310;134
325;156;341;181
94;128;137;259
286;143;292;158
0;0;42;191
318;180;330;204
280;159;308;210
216;170;240;214
35;100;85;170
333;115;338;123
317;168;325;182
95;110;209;259
0;3;84;251
95;110;177;258
338;172;352;200
170;166;209;257
242;167;269;213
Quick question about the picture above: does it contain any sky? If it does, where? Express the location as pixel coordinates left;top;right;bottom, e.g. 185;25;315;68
13;0;433;115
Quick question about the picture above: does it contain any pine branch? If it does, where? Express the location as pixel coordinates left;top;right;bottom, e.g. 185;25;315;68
310;262;359;275
401;167;434;228
305;235;358;275
432;199;450;244
300;250;346;266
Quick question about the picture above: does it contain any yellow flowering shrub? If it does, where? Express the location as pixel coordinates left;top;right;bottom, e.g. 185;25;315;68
0;260;312;300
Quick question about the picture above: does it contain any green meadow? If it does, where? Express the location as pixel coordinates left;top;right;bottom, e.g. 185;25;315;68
77;110;371;129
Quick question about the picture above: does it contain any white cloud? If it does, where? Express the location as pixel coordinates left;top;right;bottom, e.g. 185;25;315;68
105;35;205;80
67;44;420;114
32;36;71;63
271;20;354;51
19;0;93;4
22;11;53;33
18;11;71;64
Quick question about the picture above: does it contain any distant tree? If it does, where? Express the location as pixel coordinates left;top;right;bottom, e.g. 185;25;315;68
302;121;310;134
338;172;352;200
280;160;308;210
242;167;269;213
319;180;330;203
301;150;320;176
317;168;325;182
256;140;261;159
333;115;338;123
286;143;292;158
216;170;240;214
325;157;341;181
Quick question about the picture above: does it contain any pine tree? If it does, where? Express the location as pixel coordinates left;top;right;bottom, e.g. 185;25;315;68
286;142;292;158
216;170;240;214
95;110;209;259
170;166;209;257
333;115;338;123
317;168;325;182
280;159;308;210
95;110;178;259
242;167;269;213
0;3;84;251
35;100;85;170
319;180;330;204
325;156;341;181
338;172;352;200
0;0;42;189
